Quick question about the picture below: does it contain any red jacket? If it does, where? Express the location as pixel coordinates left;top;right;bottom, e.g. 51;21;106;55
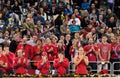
53;58;69;75
51;44;58;59
32;45;44;59
37;60;50;75
16;43;33;59
69;46;76;58
6;52;15;70
0;54;8;73
84;44;98;61
14;57;28;75
44;44;54;61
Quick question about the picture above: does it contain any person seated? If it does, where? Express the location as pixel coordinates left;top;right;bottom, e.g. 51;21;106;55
14;49;28;75
53;52;69;76
74;47;89;75
37;52;50;75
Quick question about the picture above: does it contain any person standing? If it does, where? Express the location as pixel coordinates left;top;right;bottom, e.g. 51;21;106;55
74;47;89;75
37;52;50;75
84;38;98;73
0;45;8;74
97;35;111;73
53;52;69;75
14;49;28;75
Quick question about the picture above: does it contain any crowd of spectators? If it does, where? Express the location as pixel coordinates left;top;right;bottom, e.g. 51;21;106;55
0;0;119;76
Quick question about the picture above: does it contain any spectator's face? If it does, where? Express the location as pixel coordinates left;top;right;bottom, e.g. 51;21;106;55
52;37;57;44
74;32;79;39
111;37;116;43
42;2;47;7
4;31;9;36
100;29;105;34
100;22;105;27
78;47;84;55
15;1;18;5
110;17;115;22
99;15;103;19
91;28;96;33
46;38;51;44
108;28;112;33
33;36;37;42
7;0;10;4
91;4;95;9
17;49;23;58
4;47;9;55
37;21;42;25
88;38;94;44
37;40;41;45
60;36;64;41
66;29;70;34
58;40;63;47
102;36;107;43
58;53;64;59
65;35;71;41
22;37;27;43
74;9;79;14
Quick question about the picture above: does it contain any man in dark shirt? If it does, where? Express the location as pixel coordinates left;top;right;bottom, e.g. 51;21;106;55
9;34;19;53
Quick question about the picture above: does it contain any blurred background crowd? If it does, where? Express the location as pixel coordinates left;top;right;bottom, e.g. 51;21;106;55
0;0;119;76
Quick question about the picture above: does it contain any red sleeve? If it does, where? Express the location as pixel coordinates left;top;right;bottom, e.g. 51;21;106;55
61;58;69;68
37;60;50;69
37;60;42;70
24;58;29;68
94;45;99;51
69;46;75;57
13;58;18;68
84;45;88;52
53;59;61;68
42;61;50;69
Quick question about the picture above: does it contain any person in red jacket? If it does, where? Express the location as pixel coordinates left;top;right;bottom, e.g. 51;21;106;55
0;45;8;74
16;36;33;59
53;52;69;75
74;47;89;75
51;36;58;59
14;49;28;75
37;52;50;75
44;38;54;61
4;45;15;74
31;39;44;69
84;38;98;73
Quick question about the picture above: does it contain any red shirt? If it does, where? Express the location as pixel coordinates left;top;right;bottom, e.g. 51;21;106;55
98;43;111;61
14;57;28;75
75;57;87;75
6;52;15;70
44;44;54;61
16;43;33;59
53;58;69;75
37;60;50;75
111;43;120;59
69;46;76;58
84;44;98;61
51;44;58;59
0;54;8;73
32;45;44;59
